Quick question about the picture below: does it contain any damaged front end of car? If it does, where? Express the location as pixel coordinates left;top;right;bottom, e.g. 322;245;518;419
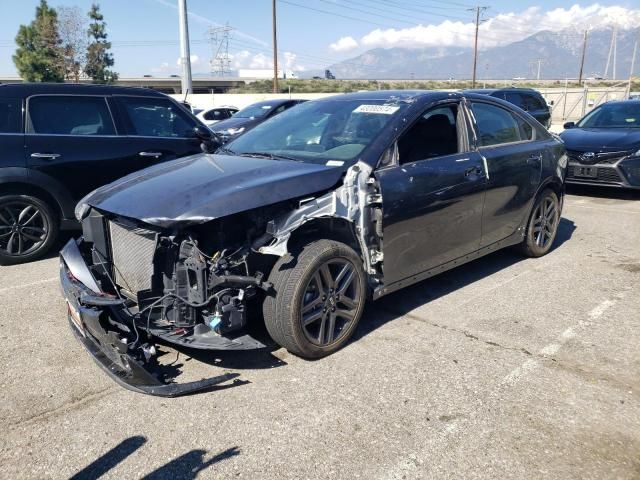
60;160;385;397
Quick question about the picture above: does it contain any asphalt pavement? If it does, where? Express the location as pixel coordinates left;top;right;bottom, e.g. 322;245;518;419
1;186;639;479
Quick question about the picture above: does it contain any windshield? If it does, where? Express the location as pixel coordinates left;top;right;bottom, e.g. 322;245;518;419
577;103;640;128
234;102;278;119
224;99;407;165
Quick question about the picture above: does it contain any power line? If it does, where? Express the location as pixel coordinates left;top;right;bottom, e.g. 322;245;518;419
317;0;469;24
277;0;400;29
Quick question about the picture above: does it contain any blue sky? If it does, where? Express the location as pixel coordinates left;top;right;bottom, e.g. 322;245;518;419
0;0;638;76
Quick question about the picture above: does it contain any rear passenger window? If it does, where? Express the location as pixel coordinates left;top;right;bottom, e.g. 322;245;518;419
471;102;521;147
524;94;546;111
203;109;225;121
513;113;534;140
0;98;21;133
118;96;196;138
28;96;115;135
503;92;524;109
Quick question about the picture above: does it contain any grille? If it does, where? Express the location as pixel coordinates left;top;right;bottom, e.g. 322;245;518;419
108;221;157;297
597;168;623;183
567;166;623;184
566;150;631;165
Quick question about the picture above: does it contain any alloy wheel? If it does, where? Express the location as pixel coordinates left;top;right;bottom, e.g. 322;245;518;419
0;200;49;257
300;258;362;347
532;196;558;249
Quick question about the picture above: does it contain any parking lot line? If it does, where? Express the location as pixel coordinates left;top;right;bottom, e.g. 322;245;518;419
0;276;57;294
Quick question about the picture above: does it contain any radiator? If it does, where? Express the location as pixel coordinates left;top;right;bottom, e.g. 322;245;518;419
108;221;157;298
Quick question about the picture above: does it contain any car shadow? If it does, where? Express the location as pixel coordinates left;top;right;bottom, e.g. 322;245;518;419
352;217;576;342
70;435;239;480
566;184;640;200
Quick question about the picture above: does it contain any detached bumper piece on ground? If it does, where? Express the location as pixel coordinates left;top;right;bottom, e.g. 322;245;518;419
60;239;246;397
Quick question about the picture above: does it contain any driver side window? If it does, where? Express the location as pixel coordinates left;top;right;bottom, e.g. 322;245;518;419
398;104;460;164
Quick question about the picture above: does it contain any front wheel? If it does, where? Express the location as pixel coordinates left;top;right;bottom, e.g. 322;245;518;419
263;239;367;359
518;189;560;258
0;194;59;266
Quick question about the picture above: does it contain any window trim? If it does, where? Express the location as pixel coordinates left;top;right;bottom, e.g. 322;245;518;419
25;94;118;136
467;99;535;149
112;94;198;139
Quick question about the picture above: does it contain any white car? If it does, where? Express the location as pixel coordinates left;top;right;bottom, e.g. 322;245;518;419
196;106;239;128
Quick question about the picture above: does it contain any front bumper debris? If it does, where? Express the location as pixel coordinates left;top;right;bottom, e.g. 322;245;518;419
60;239;241;397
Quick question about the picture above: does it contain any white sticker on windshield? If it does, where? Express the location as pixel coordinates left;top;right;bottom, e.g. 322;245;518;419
326;160;344;166
353;104;400;115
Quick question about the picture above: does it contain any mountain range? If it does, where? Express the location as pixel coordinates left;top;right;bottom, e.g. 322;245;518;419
315;27;639;80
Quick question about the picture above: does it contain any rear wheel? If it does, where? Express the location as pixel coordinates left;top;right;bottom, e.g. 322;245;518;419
518;189;560;258
263;239;367;359
0;194;58;265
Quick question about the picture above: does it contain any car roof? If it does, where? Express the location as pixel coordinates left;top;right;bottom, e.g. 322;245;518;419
317;90;460;103
598;99;640;106
462;88;541;95
0;83;167;97
248;98;305;107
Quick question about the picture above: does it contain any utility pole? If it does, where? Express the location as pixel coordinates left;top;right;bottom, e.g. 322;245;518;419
178;0;192;96
272;0;279;93
604;27;615;79
578;30;588;86
612;25;618;80
208;25;232;77
469;6;488;88
529;59;543;80
628;38;638;98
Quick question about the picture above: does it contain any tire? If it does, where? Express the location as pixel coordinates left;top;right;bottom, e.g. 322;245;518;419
263;239;367;359
518;189;560;258
0;194;59;266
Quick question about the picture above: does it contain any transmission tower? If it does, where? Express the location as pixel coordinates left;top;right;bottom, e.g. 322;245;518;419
208;25;232;77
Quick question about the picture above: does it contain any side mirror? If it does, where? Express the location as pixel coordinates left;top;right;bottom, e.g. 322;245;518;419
563;121;575;129
194;126;221;153
549;100;555;106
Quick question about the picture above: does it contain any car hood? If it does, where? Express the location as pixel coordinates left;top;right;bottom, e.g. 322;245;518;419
560;127;640;152
83;153;345;229
211;116;260;132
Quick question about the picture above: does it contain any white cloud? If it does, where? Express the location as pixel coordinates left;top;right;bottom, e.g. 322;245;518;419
329;36;359;52
231;50;306;71
348;4;640;50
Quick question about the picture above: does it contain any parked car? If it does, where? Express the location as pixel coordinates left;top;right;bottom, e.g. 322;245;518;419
212;98;307;142
196;106;239;128
62;90;566;396
560;100;640;189
464;88;552;128
0;83;211;265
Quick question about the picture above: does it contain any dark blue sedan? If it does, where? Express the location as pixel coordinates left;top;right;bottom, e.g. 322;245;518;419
561;100;640;189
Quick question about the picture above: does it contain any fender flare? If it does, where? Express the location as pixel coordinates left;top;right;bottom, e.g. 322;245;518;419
0;167;76;220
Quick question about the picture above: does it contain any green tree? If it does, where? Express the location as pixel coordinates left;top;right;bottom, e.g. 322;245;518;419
13;0;64;82
85;3;117;83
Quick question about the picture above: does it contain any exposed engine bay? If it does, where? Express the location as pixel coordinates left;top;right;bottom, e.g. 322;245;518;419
72;161;384;352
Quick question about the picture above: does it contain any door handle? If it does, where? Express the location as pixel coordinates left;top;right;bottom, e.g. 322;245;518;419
464;165;484;177
30;152;61;160
527;154;542;164
138;151;163;158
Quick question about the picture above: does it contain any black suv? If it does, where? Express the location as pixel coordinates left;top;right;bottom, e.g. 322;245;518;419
0;83;208;265
463;88;552;128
